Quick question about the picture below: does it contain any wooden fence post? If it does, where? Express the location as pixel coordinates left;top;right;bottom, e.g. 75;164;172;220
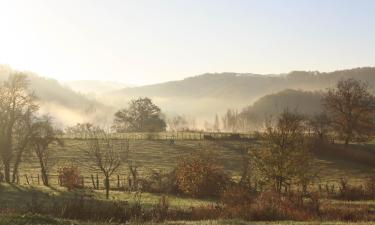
117;175;120;188
25;174;30;185
91;174;96;189
96;173;99;189
37;174;40;185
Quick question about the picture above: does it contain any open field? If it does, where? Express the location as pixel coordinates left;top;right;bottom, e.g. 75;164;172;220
16;139;375;188
2;139;374;224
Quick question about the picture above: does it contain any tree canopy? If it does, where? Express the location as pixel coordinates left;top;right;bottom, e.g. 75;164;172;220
113;97;166;132
323;79;375;146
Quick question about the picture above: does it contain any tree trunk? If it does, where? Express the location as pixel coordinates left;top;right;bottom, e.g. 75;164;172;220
37;150;49;186
3;161;11;183
12;150;23;183
3;138;13;183
105;176;110;199
41;169;49;186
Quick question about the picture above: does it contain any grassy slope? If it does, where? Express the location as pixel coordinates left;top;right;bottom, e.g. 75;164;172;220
17;139;375;187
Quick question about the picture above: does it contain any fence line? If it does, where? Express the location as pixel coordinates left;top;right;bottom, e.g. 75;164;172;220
59;131;257;141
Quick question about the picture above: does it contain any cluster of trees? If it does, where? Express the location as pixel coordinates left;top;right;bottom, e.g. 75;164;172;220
0;73;62;184
216;79;375;147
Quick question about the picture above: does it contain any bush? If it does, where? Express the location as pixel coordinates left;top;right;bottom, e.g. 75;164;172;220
141;169;178;194
58;166;83;190
250;191;315;221
221;185;254;219
175;150;230;198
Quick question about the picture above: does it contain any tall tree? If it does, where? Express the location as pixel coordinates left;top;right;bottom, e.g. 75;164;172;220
0;73;38;182
249;110;317;193
113;97;166;132
323;79;375;146
30;116;64;186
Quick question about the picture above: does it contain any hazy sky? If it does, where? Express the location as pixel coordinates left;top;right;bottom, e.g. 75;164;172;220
0;0;374;85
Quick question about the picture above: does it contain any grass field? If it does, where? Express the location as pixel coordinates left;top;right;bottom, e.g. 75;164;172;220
16;139;375;188
1;139;375;224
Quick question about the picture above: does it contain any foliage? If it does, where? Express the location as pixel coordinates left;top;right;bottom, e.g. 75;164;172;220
58;166;82;191
323;78;375;146
113;97;166;132
175;150;230;198
249;110;317;193
142;169;178;194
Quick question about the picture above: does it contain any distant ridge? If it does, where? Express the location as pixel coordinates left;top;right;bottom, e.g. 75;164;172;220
109;67;375;119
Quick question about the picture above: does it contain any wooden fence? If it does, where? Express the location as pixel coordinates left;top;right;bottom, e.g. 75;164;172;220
60;131;257;141
15;173;140;191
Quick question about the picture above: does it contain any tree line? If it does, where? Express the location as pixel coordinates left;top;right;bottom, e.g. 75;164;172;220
217;79;375;147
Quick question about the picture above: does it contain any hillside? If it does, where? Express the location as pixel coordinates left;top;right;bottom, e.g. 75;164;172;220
243;89;324;118
0;65;114;126
64;80;128;94
111;67;375;120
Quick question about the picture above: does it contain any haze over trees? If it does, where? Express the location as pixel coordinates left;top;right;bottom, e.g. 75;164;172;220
2;65;375;128
113;97;166;133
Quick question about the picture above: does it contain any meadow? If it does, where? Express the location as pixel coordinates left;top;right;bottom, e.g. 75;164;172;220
1;137;374;224
16;137;375;188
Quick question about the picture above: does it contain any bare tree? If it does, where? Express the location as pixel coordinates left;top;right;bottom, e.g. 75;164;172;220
86;131;130;199
222;109;239;132
11;109;38;183
323;79;375;146
249;110;317;193
167;115;189;132
30;116;64;186
213;114;220;132
0;73;38;182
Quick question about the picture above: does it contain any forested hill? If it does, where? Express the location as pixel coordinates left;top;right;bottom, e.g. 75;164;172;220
114;67;375;100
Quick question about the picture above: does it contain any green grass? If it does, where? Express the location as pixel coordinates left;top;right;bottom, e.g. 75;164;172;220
0;183;213;210
16;139;375;188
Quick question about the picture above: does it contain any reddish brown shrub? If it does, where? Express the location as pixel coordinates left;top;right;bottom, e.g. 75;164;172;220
175;151;230;198
250;191;314;221
58;166;83;191
221;185;254;219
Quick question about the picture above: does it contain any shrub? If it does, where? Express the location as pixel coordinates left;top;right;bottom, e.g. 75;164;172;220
221;185;254;219
141;169;178;194
58;166;83;190
250;191;314;221
175;150;230;198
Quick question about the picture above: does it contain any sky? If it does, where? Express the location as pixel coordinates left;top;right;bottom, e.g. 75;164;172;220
0;0;374;85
